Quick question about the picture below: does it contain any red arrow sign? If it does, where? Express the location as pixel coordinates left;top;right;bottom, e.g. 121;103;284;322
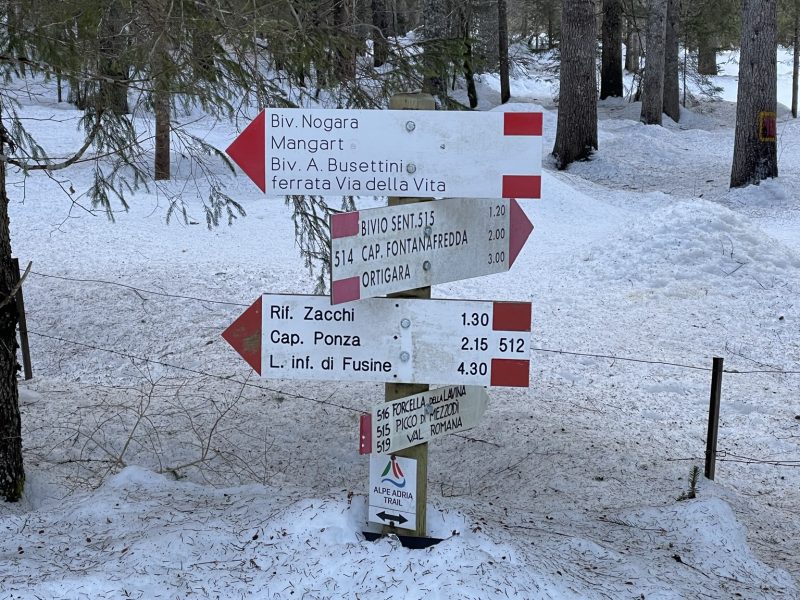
222;294;531;387
221;296;262;373
225;108;542;199
509;198;533;267
226;111;266;192
330;198;534;304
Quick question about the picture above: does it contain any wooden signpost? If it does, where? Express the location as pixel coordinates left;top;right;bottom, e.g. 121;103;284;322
380;92;435;539
222;93;542;542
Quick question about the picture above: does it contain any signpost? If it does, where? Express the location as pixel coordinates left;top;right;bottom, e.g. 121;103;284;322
359;385;489;455
222;294;531;387
329;198;534;304
377;93;435;541
222;93;543;542
225;108;543;199
369;454;417;529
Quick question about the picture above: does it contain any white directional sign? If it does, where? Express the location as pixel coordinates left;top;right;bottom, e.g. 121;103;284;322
222;294;531;387
359;385;489;455
225;108;543;199
369;454;417;529
329;198;533;304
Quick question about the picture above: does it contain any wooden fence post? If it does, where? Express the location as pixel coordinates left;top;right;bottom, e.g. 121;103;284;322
383;92;436;538
704;356;723;480
11;258;32;380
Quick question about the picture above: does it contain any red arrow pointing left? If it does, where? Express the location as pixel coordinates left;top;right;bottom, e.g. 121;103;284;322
222;297;262;374
226;111;265;192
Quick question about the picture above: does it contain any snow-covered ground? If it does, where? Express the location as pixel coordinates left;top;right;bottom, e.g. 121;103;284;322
1;49;799;599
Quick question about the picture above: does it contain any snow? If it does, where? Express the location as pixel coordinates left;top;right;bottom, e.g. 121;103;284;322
1;48;800;599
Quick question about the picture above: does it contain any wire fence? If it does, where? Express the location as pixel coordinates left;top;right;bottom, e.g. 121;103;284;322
25;268;800;376
17;268;800;468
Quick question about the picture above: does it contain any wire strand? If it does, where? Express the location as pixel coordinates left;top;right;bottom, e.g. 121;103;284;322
530;346;711;371
529;346;800;375
25;330;501;448
22;269;800;376
27;270;249;307
28;330;362;414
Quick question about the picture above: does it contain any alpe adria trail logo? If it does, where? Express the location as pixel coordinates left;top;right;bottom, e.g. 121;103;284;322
381;456;406;488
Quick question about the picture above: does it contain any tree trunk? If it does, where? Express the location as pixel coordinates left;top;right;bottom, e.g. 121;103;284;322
69;78;89;110
600;0;623;99
421;0;448;99
625;18;641;72
0;107;25;503
464;47;478;108
372;0;391;67
698;36;717;75
98;2;130;115
457;4;478;108
333;1;357;82
478;0;500;71
153;39;171;180
792;4;798;119
553;0;598;169
730;0;778;187
662;0;680;122
640;0;667;125
392;0;407;35
498;0;510;103
191;10;217;84
154;90;170;180
397;0;419;33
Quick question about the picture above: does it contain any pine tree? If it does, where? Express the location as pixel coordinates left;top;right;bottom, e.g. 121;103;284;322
780;0;799;118
421;0;449;99
795;5;799;118
601;0;624;99
499;0;511;103
0;105;23;501
372;0;392;67
625;10;643;74
663;0;680;121
731;0;778;187
474;0;500;72
553;0;598;168
641;0;668;124
684;0;741;76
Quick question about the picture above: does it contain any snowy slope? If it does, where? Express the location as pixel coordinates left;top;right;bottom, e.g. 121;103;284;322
1;54;799;599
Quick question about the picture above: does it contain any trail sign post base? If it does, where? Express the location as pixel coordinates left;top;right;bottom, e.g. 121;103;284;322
361;531;444;549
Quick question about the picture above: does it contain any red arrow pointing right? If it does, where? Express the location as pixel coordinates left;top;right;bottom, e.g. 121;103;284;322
226;111;266;192
222;297;263;374
508;199;534;267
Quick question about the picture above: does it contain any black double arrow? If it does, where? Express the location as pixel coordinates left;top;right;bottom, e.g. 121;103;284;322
376;511;408;525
